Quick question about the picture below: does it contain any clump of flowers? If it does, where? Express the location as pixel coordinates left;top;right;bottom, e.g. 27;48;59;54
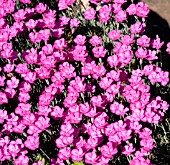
0;0;169;164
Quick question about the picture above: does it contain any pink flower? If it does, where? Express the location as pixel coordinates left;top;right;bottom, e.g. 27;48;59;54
130;22;146;34
0;76;6;87
94;112;108;129
137;35;150;47
23;71;36;84
4;87;16;98
140;137;155;152
85;151;97;164
13;9;26;22
3;64;14;73
0;92;8;105
15;103;31;117
110;102;129;116
14;155;29;165
92;46;107;58
18;92;30;103
115;10;127;23
74;35;86;45
15;63;30;75
59;16;70;26
99;5;112;23
19;81;31;92
13;122;26;133
60;122;74;137
37;106;51;116
35;3;47;13
53;38;67;50
112;3;122;14
166;42;170;54
126;4;136;15
6;76;19;89
55;136;67;148
0;110;8;123
34;116;50;131
122;143;135;156
84;8;96;20
8;139;24;157
70;18;80;28
71;148;84;162
32;160;44;165
19;0;31;4
58;147;71;161
100;142;118;158
136;2;150;18
24;135;39;150
121;35;134;45
22;113;36;126
89;35;102;46
74;136;86;148
25;19;37;29
151;38;164;50
58;0;76;10
114;0;127;4
27;125;42;135
24;48;38;64
108;30;121;41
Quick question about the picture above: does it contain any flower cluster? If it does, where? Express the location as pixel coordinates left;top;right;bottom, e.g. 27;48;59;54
0;0;169;165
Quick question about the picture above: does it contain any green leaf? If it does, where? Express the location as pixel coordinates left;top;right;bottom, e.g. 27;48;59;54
72;161;85;165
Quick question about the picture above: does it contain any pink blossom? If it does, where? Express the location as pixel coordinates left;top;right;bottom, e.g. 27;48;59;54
60;122;74;137
24;135;39;150
0;92;8;105
108;30;121;41
59;16;70;26
0;76;6;87
84;8;96;20
70;18;80;28
130;22;146;34
136;2;150;18
115;10;127;23
13;9;26;22
4;87;16;98
137;35;150;47
14;155;29;165
18;92;30;103
74;35;86;45
27;125;42;135
6;76;19;89
92;46;107;58
3;64;14;73
100;142;118;158
99;5;112;23
22;113;36;126
85;151;97;164
19;81;32;92
19;0;31;4
58;0;76;10
166;42;170;54
34;116;50;131
89;35;102;46
0;110;8;124
151;38;164;50
126;4;136;15
25;19;37;29
71;148;84;162
122;143;135;156
35;3;47;13
58;147;71;160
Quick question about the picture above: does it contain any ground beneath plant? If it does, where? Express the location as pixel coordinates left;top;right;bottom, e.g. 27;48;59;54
142;0;170;25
